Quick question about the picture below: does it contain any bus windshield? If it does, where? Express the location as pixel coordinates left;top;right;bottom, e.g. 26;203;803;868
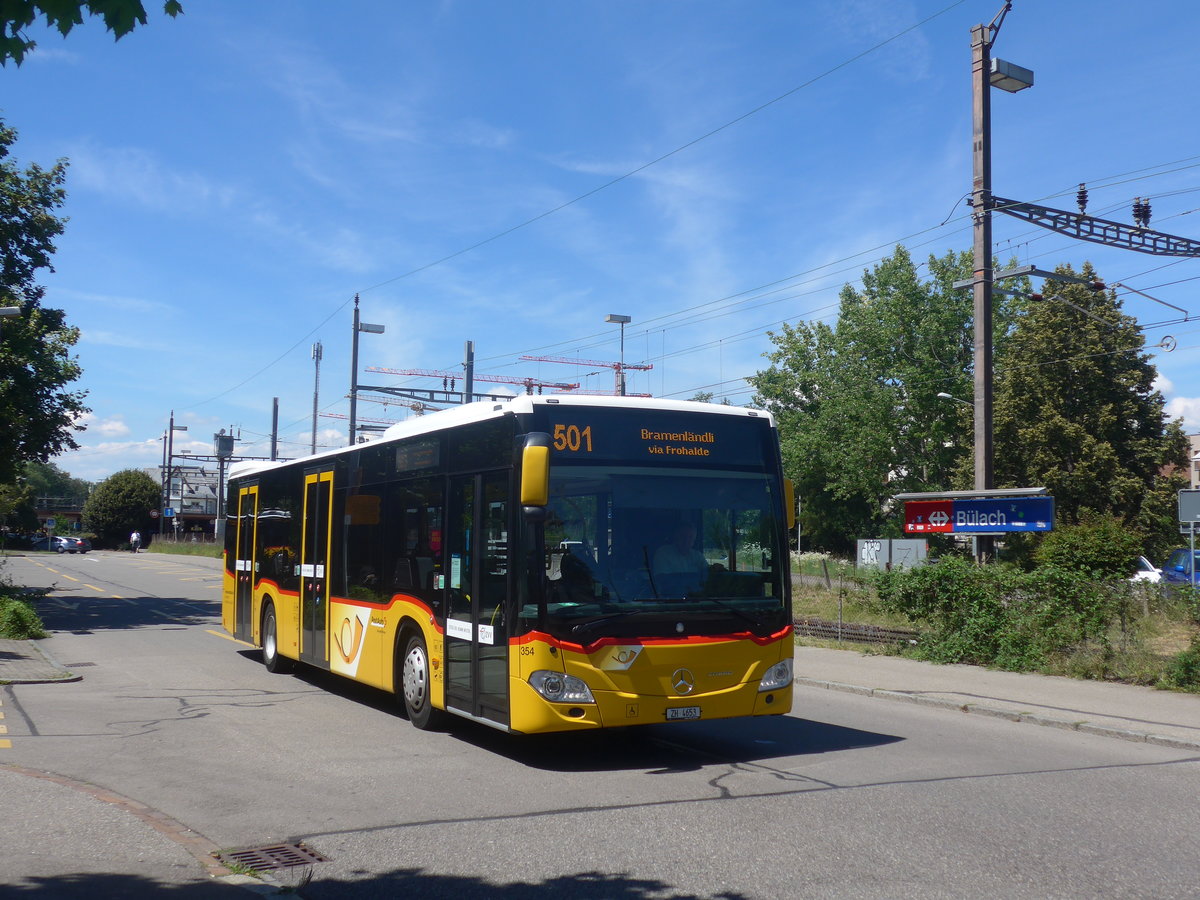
524;465;789;641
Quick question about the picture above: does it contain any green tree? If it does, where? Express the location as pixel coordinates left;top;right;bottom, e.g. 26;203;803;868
991;263;1186;546
750;246;1022;552
1;1;183;65
82;469;160;547
0;119;89;485
1034;514;1144;580
22;460;91;504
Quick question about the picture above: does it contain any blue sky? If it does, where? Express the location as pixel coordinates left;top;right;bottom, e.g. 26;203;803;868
4;0;1199;481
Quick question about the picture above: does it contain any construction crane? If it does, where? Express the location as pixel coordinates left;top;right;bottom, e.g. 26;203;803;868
365;366;579;395
349;394;446;415
519;354;653;396
320;412;399;426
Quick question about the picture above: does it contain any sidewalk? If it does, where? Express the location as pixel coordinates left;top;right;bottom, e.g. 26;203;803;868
0;639;283;896
793;644;1200;750
0;638;81;683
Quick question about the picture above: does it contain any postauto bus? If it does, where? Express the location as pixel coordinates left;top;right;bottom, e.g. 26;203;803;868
222;395;795;734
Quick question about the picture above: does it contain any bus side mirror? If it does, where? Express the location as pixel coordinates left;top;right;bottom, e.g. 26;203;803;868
521;432;552;518
784;479;796;530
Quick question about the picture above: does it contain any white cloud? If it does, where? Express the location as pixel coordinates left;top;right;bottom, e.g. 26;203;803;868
81;329;155;349
51;288;173;315
1166;396;1200;430
1155;374;1174;395
26;45;82;65
53;438;162;482
77;413;131;438
67;143;237;213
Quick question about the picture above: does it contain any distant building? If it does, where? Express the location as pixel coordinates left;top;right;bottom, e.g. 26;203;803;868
143;465;220;540
1190;433;1200;489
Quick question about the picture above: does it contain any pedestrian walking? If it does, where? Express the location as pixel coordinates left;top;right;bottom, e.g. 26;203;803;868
130;530;141;553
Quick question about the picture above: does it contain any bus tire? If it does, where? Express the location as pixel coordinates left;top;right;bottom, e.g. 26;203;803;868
262;602;293;674
399;633;443;730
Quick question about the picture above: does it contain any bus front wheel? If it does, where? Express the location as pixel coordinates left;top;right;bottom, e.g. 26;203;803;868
400;633;443;730
262;603;294;674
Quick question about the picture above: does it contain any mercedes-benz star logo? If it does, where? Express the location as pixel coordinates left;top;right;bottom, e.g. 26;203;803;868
672;668;696;695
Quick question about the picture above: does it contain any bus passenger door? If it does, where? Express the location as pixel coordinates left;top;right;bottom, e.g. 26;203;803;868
301;468;334;666
444;471;510;726
233;484;258;642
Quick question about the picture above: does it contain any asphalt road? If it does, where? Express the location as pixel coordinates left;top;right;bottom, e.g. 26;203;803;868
3;550;1199;898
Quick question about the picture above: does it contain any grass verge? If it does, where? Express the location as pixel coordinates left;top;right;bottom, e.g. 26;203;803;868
147;542;222;559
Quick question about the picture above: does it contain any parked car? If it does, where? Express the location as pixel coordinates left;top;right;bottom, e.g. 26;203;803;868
1161;548;1200;588
31;535;91;554
1130;555;1162;584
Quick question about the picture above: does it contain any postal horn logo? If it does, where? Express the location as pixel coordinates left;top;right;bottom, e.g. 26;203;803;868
334;615;365;665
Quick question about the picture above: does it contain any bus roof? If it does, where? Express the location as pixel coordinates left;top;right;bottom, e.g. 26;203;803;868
228;395;773;481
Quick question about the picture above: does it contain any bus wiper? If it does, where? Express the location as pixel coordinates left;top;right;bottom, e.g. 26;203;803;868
700;596;768;630
569;609;645;634
642;546;659;599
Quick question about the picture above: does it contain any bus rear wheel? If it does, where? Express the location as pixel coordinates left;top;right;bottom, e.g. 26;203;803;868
400;633;443;730
262;602;294;674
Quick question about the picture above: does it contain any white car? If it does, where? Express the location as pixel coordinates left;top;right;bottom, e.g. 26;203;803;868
1131;555;1162;584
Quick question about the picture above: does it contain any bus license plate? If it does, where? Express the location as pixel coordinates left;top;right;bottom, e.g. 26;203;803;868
666;706;701;721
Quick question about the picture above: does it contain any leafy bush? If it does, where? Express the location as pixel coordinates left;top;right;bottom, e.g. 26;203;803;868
1033;515;1143;580
1160;635;1200;692
875;557;1122;670
0;596;46;639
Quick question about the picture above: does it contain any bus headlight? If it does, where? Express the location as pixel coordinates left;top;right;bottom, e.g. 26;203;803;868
529;670;595;703
758;659;793;692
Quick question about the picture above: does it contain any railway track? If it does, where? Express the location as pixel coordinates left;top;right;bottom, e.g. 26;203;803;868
793;617;919;645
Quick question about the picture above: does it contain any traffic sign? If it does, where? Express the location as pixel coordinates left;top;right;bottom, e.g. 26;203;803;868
905;496;1054;534
164;508;175;518
1179;489;1200;523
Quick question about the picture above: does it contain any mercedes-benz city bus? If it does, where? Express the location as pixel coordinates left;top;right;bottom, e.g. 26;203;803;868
222;395;795;734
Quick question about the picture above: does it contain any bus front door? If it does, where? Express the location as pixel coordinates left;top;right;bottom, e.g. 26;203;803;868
444;471;510;727
233;484;258;643
301;469;334;667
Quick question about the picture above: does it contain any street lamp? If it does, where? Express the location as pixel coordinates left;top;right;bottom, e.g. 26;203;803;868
161;412;188;537
936;392;972;406
349;293;385;444
0;305;19;340
605;313;631;396
968;1;1032;562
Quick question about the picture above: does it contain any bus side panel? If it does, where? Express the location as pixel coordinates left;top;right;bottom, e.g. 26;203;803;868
326;595;445;697
262;583;302;662
221;556;236;636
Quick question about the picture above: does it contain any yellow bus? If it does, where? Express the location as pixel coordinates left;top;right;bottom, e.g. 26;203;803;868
222;395;795;733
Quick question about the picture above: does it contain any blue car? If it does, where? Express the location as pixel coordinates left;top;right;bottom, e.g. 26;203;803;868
1161;548;1200;588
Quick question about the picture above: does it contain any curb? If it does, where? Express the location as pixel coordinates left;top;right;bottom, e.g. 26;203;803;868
795;676;1200;752
0;639;83;685
0;763;287;894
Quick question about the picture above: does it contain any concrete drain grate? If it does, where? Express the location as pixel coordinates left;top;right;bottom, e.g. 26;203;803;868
216;842;328;872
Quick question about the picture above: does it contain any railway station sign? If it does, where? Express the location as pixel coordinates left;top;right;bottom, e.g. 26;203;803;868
904;496;1054;534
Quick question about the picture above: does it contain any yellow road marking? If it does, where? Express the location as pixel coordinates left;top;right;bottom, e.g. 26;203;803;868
0;725;7;734
84;583;106;592
0;740;11;749
61;574;80;582
207;629;254;647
